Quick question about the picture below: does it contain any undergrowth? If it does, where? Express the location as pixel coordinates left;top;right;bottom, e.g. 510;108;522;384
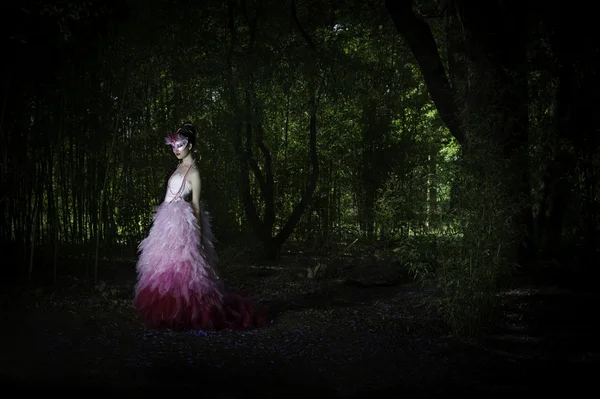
395;131;523;338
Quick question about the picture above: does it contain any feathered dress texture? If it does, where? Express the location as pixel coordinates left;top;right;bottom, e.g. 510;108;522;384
134;170;269;330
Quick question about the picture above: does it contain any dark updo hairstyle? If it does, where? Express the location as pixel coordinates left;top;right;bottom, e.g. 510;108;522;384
164;121;198;190
178;121;196;149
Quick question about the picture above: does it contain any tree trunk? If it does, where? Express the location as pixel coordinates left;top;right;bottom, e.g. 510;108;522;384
28;183;40;281
385;0;464;145
387;0;532;264
459;0;532;263
427;150;438;229
227;0;321;260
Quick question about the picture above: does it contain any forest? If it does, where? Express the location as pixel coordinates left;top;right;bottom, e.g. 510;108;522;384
0;0;598;395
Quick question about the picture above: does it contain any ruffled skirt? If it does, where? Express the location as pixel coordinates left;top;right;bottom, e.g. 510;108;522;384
134;200;269;330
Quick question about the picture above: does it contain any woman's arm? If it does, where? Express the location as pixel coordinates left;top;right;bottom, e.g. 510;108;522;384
189;169;202;222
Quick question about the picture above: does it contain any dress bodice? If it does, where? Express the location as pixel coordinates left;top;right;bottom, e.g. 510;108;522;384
164;172;192;203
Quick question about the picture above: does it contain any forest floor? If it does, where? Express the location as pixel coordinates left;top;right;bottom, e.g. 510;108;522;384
0;251;598;398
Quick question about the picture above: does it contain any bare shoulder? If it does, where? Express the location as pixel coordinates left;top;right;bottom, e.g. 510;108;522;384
188;166;201;177
187;166;201;183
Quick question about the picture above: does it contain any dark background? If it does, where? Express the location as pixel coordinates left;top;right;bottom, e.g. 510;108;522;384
0;0;597;395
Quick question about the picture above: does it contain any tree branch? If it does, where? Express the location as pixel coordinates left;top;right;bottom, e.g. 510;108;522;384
275;81;320;246
245;124;267;194
234;122;267;238
256;122;275;228
291;0;316;52
385;0;464;145
241;0;262;48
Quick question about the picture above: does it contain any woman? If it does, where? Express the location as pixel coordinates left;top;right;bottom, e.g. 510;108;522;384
134;122;269;330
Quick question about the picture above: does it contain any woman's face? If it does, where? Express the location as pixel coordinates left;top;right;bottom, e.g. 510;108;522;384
174;142;192;159
166;133;192;159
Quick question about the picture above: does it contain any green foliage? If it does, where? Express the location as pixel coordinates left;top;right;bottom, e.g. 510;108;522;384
3;0;545;296
396;134;521;338
4;0;451;253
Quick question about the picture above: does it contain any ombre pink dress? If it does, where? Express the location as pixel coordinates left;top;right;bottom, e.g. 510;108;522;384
134;164;269;330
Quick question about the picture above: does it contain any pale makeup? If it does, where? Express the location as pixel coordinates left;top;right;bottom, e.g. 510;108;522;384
165;133;189;152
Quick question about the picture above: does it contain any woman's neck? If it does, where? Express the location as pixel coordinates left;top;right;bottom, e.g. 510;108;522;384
181;155;194;167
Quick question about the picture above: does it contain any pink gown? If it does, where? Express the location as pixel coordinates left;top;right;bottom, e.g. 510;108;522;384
133;164;269;330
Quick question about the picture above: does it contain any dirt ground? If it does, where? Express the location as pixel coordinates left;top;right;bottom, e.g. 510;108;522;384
0;256;597;397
